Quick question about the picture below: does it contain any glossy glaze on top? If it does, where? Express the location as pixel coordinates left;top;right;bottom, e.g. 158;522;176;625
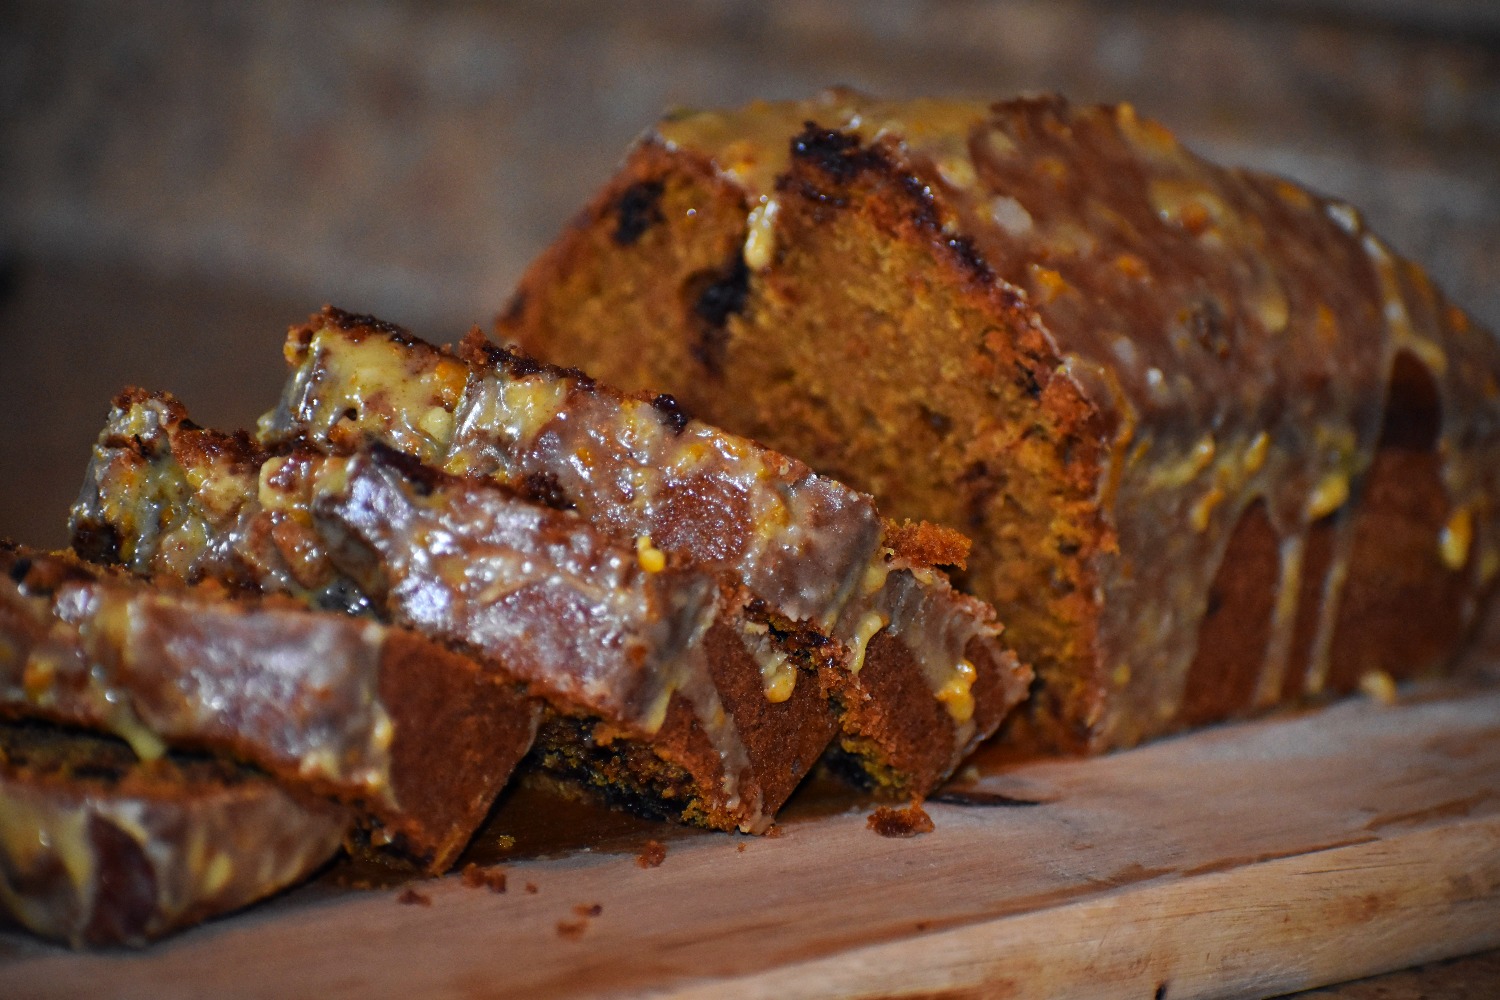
261;311;888;633
1;540;538;872
318;446;724;736
0;546;399;807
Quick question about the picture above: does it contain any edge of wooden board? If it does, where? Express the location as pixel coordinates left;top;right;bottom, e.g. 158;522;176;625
656;812;1500;1000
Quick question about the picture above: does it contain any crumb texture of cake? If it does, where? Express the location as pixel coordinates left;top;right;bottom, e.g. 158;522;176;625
866;801;936;838
0;543;536;873
0;721;350;948
499;89;1500;752
249;307;1029;796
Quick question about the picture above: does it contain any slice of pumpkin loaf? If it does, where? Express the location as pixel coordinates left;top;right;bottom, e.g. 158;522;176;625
315;444;839;830
499;90;1500;752
0;721;351;948
70;392;836;831
0;543;535;872
256;307;1029;797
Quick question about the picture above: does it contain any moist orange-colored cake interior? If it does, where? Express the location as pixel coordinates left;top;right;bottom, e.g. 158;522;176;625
503;150;751;397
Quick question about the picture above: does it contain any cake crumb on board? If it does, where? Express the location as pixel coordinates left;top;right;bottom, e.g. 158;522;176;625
557;903;602;939
868;802;936;837
636;840;667;868
460;863;508;893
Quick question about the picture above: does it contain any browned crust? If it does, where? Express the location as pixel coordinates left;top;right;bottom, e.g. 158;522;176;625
819;631;958;796
697;612;838;815
1178;502;1279;727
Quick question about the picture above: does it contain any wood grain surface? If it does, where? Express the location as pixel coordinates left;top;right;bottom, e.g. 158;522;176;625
4;682;1496;1000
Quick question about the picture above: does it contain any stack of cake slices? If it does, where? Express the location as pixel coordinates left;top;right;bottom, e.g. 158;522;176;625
2;306;1029;947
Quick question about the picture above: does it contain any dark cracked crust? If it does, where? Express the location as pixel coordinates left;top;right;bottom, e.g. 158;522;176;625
499;90;1500;752
255;307;1028;796
0;721;351;949
69;392;839;830
0;543;537;873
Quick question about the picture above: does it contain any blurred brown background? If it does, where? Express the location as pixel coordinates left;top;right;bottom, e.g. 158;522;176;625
2;0;1498;553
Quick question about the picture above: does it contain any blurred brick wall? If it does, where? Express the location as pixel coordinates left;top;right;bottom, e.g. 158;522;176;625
2;0;1498;545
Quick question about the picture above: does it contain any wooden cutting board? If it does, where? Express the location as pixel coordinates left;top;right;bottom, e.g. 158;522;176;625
4;682;1499;999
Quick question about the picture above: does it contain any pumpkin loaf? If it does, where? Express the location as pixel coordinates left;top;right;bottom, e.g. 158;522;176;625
70;392;836;831
0;721;351;948
257;307;1030;796
0;543;535;872
499;90;1500;752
